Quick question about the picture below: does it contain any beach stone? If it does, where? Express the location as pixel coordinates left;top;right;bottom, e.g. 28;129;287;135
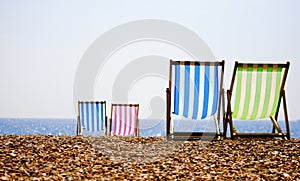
0;135;300;180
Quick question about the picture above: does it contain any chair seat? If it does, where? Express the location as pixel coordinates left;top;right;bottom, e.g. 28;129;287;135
233;132;286;138
168;132;223;141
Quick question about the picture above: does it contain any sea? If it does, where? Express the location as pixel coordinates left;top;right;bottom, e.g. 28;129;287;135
0;118;299;138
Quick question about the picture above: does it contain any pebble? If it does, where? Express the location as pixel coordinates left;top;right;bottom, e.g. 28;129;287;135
0;135;299;180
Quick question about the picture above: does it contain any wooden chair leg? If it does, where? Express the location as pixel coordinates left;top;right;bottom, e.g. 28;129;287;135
283;91;290;140
105;116;108;136
166;88;171;136
109;118;112;136
270;117;283;135
226;91;235;139
76;116;81;135
223;114;227;138
213;115;221;139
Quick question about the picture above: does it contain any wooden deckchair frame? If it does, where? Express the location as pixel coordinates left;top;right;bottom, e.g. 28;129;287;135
225;61;290;140
109;104;140;137
166;60;225;140
76;101;108;135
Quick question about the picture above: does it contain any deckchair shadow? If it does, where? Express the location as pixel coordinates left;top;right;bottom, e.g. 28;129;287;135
225;61;290;140
109;104;140;137
166;60;225;140
76;101;108;135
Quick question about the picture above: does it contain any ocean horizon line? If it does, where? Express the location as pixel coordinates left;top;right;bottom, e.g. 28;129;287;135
0;117;299;122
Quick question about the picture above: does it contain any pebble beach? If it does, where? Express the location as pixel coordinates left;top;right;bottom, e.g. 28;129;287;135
0;135;299;180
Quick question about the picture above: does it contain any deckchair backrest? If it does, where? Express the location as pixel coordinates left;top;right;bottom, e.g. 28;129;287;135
172;61;222;120
232;63;287;120
78;101;106;132
111;104;139;136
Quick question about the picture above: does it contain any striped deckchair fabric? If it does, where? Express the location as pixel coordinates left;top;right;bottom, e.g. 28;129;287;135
226;61;291;140
166;60;225;140
77;101;107;135
110;104;139;136
232;64;283;120
173;62;219;120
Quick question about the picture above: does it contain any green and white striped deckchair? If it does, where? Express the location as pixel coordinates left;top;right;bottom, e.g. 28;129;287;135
226;61;290;140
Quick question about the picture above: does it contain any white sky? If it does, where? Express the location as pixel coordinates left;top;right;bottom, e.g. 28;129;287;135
0;0;299;120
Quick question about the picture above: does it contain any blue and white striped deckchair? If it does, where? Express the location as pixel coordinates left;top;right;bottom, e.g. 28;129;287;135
77;101;107;135
166;60;225;140
226;61;291;140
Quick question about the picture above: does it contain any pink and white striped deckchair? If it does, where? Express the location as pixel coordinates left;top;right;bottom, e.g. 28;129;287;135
109;104;140;136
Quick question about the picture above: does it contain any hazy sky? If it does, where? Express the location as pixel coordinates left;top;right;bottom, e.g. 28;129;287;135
0;0;300;120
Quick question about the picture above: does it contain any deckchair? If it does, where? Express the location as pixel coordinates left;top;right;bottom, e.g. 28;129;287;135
76;101;107;135
166;60;225;140
225;61;290;140
109;104;140;137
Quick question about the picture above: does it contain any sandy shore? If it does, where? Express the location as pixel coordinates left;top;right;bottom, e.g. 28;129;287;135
0;135;299;180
